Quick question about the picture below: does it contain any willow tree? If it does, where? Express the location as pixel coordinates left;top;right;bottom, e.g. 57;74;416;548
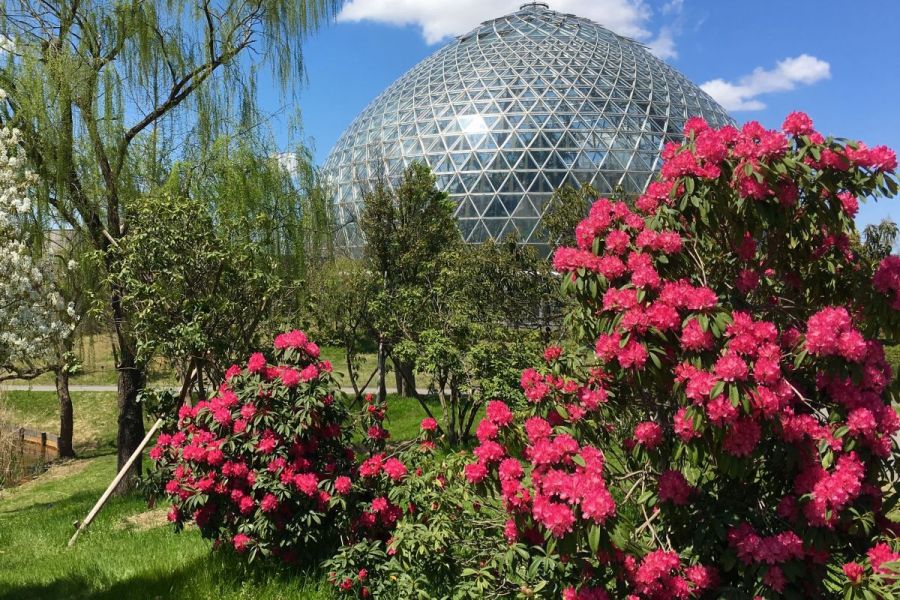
0;0;339;491
162;137;335;293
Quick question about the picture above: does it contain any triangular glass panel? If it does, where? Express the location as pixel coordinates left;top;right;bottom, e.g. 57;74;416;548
471;195;492;215
483;218;507;239
483;198;507;218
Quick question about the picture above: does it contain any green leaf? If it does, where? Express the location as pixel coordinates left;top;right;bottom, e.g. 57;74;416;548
588;525;601;553
794;349;809;369
728;384;740;406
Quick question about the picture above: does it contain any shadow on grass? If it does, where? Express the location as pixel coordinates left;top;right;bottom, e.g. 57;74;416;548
0;463;334;600
0;553;333;600
0;486;101;516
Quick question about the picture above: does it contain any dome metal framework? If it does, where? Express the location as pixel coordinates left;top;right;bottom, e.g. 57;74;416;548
324;2;733;251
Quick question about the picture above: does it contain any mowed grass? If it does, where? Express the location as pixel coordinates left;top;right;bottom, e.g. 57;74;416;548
1;390;123;457
19;334;176;387
0;455;336;600
1;390;438;450
0;389;437;599
8;333;382;389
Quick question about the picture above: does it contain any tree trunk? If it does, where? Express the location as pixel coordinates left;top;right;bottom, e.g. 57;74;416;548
55;368;76;459
376;335;387;403
396;360;419;398
196;360;207;401
114;338;146;495
437;379;452;445
393;357;404;395
346;343;361;400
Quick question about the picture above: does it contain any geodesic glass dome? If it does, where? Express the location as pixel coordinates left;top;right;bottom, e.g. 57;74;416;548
324;2;733;251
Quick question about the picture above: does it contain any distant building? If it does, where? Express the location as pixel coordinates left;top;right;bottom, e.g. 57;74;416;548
324;2;733;251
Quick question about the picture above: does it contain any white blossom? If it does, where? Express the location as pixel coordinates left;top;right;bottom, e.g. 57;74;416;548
0;101;75;372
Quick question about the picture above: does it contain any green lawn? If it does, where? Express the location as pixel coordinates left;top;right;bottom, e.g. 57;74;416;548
2;391;122;457
0;388;438;598
0;455;336;600
886;344;900;374
8;334;382;388
0;390;437;452
17;334;176;387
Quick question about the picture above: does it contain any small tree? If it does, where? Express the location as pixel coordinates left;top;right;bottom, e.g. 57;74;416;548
360;163;461;402
302;257;379;403
109;193;282;395
393;240;550;443
863;218;899;261
0;120;76;455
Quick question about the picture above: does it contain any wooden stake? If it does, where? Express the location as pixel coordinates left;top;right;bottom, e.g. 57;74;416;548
67;417;164;547
67;367;197;548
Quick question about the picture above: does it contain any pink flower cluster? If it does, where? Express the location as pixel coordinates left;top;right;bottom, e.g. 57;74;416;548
804;307;867;362
155;331;354;562
624;549;717;599
519;367;608;420
794;451;866;526
868;542;900;576
274;329;321;359
657;470;693;506
727;524;809;592
467;402;617;541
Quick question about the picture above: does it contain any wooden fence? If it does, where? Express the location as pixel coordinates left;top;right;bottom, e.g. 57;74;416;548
0;424;59;462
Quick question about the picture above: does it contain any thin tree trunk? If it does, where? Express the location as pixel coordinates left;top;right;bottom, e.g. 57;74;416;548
398;360;419;399
437;377;451;444
377;335;387;403
196;359;207;400
462;396;482;441
445;376;457;445
346;342;361;399
55;368;76;459
393;357;404;395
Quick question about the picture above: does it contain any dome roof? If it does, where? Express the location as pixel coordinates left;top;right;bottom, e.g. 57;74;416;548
324;2;733;250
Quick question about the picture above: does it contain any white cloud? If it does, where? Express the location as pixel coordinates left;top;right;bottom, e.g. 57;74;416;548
647;26;677;60
338;0;662;48
661;0;684;16
701;54;831;112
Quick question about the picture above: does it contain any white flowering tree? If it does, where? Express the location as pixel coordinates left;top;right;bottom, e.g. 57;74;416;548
0;103;77;453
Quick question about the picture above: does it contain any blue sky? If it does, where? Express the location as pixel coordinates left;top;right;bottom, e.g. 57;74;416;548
260;0;900;230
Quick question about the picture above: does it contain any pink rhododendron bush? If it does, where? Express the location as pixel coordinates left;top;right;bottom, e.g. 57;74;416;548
322;420;511;598
153;330;357;563
460;114;900;598
154;113;900;599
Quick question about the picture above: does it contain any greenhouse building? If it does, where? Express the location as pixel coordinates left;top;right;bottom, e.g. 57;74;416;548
324;2;733;251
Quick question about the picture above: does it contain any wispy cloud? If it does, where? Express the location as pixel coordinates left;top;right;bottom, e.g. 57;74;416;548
701;54;831;111
647;26;678;60
337;0;682;60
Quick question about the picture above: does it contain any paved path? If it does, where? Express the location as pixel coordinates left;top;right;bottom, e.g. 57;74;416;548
0;383;427;396
1;384;118;393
